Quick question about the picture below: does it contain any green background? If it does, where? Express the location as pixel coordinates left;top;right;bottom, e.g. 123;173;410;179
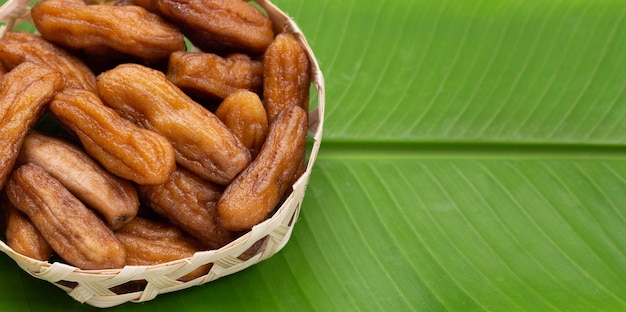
2;0;626;310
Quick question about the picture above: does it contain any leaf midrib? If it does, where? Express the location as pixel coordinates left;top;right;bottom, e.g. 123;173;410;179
317;140;626;160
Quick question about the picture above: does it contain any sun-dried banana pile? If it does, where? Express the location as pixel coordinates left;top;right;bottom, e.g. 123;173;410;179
0;0;311;276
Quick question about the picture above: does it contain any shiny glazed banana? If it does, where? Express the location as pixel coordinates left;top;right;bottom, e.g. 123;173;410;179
263;33;311;122
31;0;186;64
0;31;97;91
215;89;268;159
138;167;233;249
0;62;64;190
127;0;274;55
115;217;210;282
17;131;140;230
6;163;127;270
96;63;251;185
50;88;177;185
1;195;53;261
218;105;308;231
167;51;264;100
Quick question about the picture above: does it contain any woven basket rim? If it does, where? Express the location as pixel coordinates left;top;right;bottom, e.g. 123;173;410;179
0;0;324;307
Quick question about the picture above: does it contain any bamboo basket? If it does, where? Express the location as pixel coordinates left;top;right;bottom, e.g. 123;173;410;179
0;0;324;308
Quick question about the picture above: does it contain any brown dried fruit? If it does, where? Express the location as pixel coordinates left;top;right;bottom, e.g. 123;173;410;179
17;131;140;230
215;89;268;159
0;62;64;190
263;32;311;122
31;0;186;64
137;167;233;250
128;0;274;55
1;194;53;261
96;63;251;185
6;163;127;270
115;217;209;282
167;51;264;100
0;31;97;91
50;88;177;185
217;105;308;231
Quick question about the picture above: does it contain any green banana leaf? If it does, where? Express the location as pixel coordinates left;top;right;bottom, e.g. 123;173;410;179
1;0;626;310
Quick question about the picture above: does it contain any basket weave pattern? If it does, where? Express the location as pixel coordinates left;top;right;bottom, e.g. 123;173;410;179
0;0;324;308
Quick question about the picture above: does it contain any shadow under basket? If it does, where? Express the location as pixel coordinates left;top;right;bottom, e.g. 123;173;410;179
0;0;324;308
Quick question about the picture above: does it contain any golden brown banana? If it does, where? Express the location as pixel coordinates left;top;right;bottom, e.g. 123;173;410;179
263;32;311;122
6;163;127;270
115;217;209;281
96;63;251;185
17;131;140;230
166;51;264;100
50;88;177;185
0;62;64;190
0;31;97;91
1;194;53;261
215;89;268;159
31;0;186;64
137;167;234;249
127;0;274;55
218;105;308;231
